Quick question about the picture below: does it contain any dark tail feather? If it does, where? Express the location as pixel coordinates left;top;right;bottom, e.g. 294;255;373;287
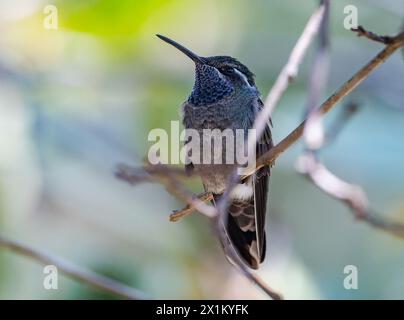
212;194;265;270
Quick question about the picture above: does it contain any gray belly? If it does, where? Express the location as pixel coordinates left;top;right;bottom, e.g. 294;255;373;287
196;164;235;194
191;130;246;194
182;97;256;194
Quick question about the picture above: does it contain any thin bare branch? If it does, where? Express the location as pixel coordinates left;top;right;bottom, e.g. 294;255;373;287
351;25;396;44
250;29;404;176
297;153;404;239
296;153;368;215
247;3;328;159
211;1;330;301
298;16;404;239
116;163;216;218
214;0;329;256
214;216;283;300
170;192;213;222
302;0;330;151
0;234;148;300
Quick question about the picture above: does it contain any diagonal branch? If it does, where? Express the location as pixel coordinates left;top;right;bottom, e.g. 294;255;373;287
0;234;148;300
170;191;213;221
297;16;404;239
247;2;328;162
116;163;216;218
250;28;404;176
211;1;328;301
213;214;283;300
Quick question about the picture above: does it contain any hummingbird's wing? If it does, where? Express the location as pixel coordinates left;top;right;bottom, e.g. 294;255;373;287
224;98;273;269
254;117;273;260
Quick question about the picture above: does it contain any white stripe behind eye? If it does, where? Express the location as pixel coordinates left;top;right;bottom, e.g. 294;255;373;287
233;68;253;88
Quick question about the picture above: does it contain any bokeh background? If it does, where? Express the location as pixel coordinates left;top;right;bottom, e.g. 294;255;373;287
0;0;403;299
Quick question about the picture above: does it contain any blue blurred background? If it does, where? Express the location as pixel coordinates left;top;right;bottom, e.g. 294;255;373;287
0;0;403;299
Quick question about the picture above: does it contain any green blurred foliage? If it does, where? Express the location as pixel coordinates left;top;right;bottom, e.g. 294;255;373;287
58;0;168;36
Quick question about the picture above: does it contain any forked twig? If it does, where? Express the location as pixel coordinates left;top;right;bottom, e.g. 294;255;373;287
351;25;395;44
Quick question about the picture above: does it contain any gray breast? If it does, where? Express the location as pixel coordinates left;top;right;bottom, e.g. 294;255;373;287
181;93;259;194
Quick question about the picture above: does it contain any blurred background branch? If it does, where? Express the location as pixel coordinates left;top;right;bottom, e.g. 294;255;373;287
254;27;404;174
297;22;404;239
0;234;148;300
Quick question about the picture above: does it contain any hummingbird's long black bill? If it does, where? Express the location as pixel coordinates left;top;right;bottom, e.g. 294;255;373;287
156;34;205;64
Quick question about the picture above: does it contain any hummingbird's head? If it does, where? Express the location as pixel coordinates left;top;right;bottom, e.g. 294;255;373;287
204;56;256;88
157;34;257;106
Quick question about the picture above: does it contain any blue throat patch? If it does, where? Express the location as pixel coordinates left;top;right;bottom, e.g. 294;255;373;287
188;64;234;106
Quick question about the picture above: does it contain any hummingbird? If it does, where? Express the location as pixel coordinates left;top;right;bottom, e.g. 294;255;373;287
157;34;273;269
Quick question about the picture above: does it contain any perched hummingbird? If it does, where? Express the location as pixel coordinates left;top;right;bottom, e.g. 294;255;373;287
157;35;273;269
